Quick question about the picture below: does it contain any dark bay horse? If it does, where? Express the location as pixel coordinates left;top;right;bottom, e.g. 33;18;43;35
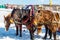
11;8;37;40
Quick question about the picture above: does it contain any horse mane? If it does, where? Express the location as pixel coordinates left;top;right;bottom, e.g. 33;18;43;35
11;8;20;17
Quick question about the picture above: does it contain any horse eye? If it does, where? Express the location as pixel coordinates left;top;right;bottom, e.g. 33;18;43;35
38;10;40;13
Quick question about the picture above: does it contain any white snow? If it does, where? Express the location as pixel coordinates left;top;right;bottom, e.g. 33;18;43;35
0;8;60;40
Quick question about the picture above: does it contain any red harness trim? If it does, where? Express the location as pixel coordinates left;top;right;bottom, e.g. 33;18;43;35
23;17;29;24
23;5;34;24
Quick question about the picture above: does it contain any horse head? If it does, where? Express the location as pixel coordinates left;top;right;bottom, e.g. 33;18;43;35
36;10;54;25
33;9;45;35
34;10;45;25
4;14;13;31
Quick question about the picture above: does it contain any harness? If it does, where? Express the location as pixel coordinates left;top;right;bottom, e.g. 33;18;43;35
21;5;35;26
25;5;34;17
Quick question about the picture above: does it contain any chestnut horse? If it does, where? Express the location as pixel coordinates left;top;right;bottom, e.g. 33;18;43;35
34;9;60;40
34;9;53;39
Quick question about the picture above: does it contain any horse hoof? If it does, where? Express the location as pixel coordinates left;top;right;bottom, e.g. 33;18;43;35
49;37;51;39
23;30;25;32
31;38;34;40
16;34;18;36
19;35;22;37
43;37;46;39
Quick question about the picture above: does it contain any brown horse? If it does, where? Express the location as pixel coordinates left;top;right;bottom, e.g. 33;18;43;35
34;9;60;40
33;9;53;39
4;13;14;31
4;13;22;36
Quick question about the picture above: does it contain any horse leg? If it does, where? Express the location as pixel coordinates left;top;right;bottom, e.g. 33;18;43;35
20;24;22;37
49;29;52;39
16;25;18;36
29;30;34;40
53;32;56;40
29;24;35;40
32;25;37;33
43;25;48;39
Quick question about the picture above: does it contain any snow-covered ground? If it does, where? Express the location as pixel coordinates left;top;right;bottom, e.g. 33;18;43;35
0;8;60;40
0;23;60;40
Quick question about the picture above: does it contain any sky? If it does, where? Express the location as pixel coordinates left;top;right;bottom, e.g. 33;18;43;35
0;0;60;5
